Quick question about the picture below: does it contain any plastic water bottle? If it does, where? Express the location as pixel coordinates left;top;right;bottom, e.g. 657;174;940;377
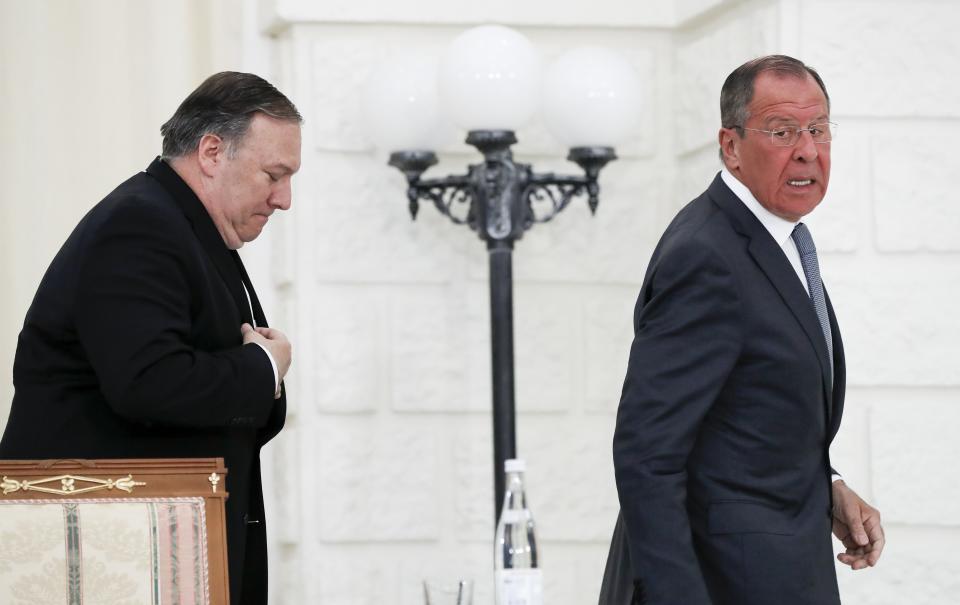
494;458;542;605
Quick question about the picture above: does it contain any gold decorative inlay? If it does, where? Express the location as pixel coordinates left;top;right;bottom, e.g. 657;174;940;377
208;473;220;493
0;474;146;496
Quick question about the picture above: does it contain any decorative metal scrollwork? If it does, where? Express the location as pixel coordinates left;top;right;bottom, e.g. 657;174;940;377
523;181;588;226
1;474;146;496
415;182;474;226
389;133;615;246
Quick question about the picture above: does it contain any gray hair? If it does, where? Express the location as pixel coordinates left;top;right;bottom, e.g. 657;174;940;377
160;71;302;159
719;55;829;157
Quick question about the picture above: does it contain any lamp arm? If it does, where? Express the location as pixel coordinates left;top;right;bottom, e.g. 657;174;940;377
522;176;589;226
528;173;589;187
406;175;474;225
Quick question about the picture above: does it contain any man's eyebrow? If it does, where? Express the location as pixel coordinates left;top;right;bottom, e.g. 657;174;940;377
764;114;830;126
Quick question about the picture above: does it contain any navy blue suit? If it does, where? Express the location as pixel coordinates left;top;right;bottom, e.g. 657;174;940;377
1;158;285;605
600;174;844;605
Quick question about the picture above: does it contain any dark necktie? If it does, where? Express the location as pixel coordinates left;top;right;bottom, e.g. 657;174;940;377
791;222;833;370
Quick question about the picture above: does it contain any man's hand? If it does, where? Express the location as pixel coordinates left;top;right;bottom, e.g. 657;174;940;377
241;323;292;384
832;479;884;570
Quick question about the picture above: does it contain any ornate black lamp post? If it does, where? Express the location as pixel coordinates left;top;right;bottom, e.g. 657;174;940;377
364;25;640;522
389;134;616;515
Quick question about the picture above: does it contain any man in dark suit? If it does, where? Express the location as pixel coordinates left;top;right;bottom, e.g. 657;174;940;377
0;71;300;605
599;56;884;605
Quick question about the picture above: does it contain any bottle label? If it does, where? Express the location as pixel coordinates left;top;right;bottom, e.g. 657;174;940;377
499;509;523;523
495;569;543;605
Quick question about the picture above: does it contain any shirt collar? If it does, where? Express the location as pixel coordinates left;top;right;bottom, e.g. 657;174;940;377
720;167;798;247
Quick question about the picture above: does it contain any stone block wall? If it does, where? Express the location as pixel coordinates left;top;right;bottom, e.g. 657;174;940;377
261;14;671;603
799;1;960;600
264;1;960;603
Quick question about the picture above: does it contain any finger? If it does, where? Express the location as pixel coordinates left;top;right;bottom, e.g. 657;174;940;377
861;516;884;563
864;515;884;541
837;553;862;569
840;546;865;561
255;327;279;339
865;531;885;567
838;552;869;570
841;534;861;550
833;522;858;550
241;323;254;334
844;505;869;546
837;544;866;560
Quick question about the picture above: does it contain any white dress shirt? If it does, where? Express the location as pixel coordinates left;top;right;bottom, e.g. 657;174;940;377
720;168;808;295
241;282;280;394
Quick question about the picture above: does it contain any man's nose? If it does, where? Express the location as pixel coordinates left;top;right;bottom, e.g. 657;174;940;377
271;181;292;210
792;130;818;161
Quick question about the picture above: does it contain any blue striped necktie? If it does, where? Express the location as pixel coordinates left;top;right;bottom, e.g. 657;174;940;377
791;222;833;371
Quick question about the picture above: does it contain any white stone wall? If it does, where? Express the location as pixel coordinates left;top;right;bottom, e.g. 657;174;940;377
800;1;960;601
2;0;958;603
260;14;672;603
266;1;960;603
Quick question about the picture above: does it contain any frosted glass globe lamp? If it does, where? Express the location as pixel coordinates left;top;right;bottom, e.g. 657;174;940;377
438;24;541;132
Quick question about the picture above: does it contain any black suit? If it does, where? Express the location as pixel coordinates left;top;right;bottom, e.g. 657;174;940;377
600;174;844;605
0;158;285;605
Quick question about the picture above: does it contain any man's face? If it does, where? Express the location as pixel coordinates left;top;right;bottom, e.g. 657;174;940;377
208;113;302;248
720;72;831;221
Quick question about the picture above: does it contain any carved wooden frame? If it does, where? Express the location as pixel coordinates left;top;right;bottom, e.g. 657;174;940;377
0;457;229;604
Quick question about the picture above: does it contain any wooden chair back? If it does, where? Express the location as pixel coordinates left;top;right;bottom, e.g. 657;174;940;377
0;458;229;604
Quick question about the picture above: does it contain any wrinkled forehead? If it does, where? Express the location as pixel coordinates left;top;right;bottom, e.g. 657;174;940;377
749;72;829;120
243;115;302;165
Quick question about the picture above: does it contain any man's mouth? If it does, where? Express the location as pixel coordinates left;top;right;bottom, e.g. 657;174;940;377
787;179;814;187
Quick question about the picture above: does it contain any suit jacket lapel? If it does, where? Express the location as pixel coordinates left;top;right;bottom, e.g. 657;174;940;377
824;287;845;437
706;175;833;398
145;157;253;326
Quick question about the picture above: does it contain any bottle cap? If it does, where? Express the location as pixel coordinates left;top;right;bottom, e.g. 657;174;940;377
504;458;525;473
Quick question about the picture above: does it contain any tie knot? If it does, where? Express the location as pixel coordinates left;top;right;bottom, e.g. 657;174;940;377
791;222;817;255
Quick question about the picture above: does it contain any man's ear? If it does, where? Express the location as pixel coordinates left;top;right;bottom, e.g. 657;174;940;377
718;127;740;171
197;133;226;176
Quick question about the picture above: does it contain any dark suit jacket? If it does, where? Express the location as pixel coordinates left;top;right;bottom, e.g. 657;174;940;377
0;158;286;605
601;174;845;605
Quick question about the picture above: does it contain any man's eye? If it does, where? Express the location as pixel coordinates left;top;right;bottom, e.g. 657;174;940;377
808;127;824;137
771;129;792;139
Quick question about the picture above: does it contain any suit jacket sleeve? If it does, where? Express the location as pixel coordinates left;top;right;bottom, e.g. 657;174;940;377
613;236;743;605
73;201;277;428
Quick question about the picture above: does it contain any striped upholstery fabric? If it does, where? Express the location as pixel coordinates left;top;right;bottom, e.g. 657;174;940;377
0;498;210;605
